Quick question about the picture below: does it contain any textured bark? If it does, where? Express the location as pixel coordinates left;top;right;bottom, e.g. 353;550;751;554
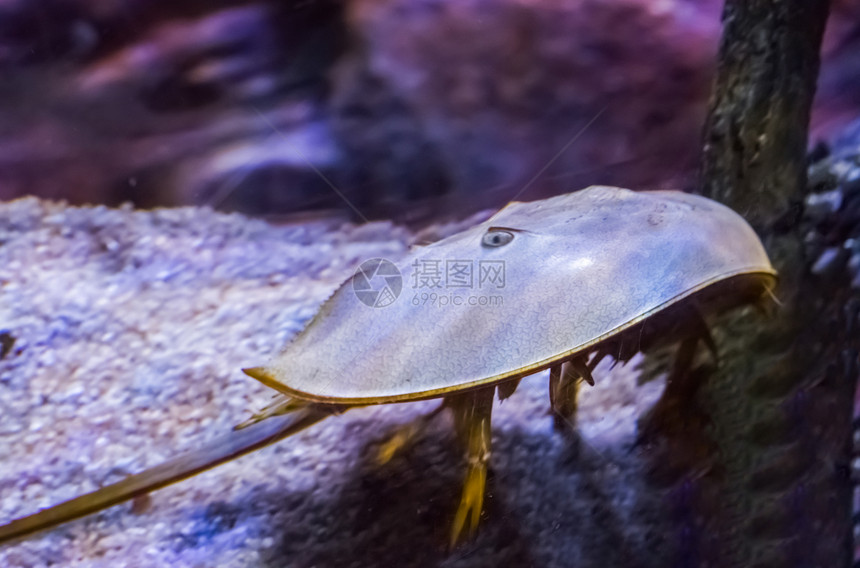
700;1;828;228
677;2;856;567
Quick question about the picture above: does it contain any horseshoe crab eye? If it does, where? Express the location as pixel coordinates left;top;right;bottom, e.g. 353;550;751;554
482;229;514;248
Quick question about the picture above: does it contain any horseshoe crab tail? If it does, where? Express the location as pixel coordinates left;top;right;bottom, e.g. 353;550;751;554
0;404;331;546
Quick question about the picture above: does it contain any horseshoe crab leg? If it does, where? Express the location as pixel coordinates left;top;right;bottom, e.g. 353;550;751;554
0;403;332;545
376;402;446;465
549;355;593;433
447;385;495;548
649;307;719;425
637;329;712;446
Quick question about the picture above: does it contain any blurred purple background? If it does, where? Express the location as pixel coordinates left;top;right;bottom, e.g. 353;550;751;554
0;0;857;221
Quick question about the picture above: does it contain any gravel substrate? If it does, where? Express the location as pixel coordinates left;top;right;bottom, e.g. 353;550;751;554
804;121;860;563
0;198;669;567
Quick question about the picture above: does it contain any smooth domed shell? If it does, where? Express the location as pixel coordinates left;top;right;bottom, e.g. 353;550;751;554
247;186;776;404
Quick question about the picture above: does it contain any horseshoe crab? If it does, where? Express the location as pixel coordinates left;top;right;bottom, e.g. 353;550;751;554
0;186;776;547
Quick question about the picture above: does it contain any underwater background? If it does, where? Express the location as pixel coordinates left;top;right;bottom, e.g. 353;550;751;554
0;1;859;567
